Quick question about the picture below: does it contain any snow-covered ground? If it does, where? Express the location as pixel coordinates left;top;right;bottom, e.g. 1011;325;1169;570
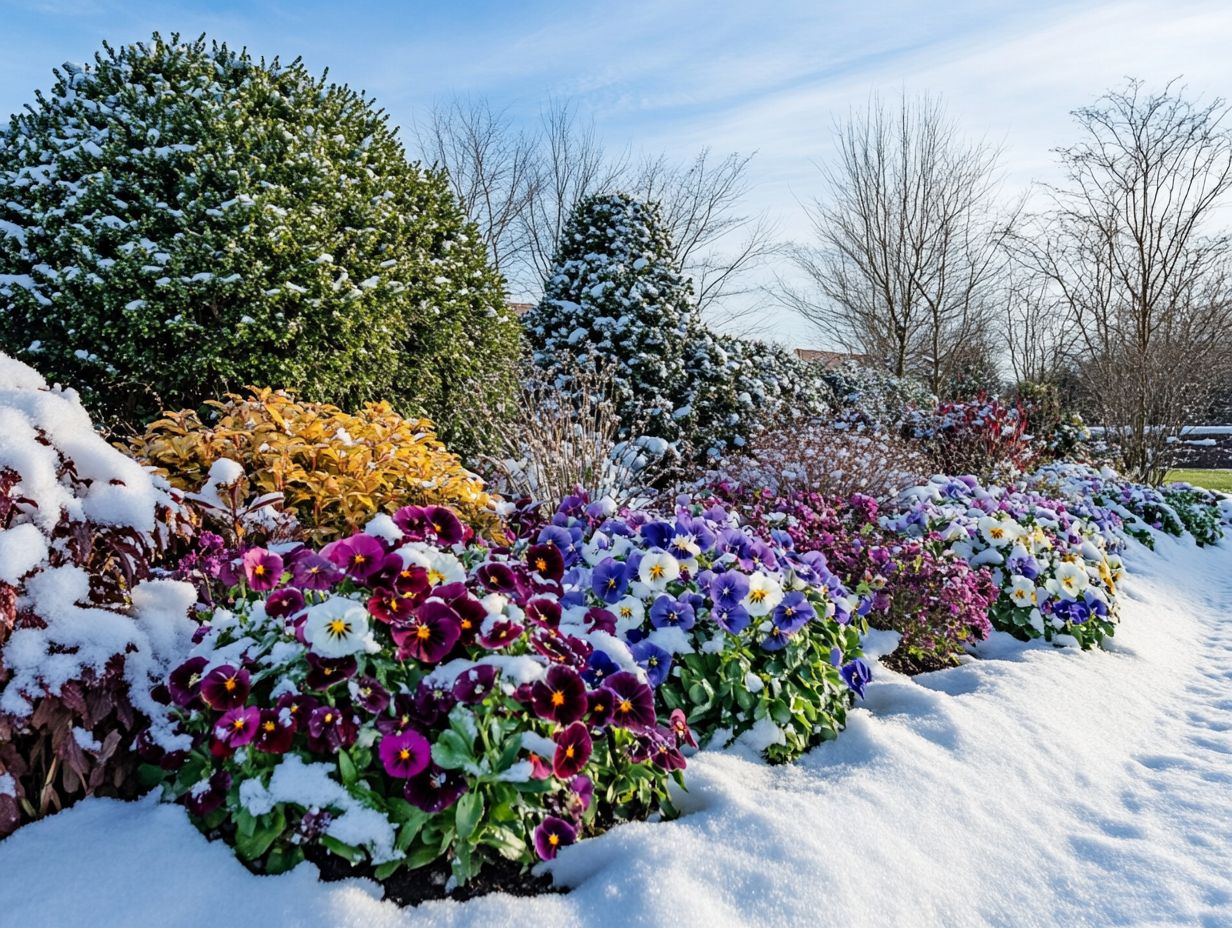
3;535;1230;928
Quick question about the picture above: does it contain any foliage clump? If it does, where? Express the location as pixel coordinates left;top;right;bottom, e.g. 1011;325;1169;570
129;388;503;545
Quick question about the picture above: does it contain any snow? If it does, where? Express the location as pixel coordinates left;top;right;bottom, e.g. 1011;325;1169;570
2;537;1230;926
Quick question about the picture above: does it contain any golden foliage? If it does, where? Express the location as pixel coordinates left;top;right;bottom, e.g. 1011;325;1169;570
128;388;504;544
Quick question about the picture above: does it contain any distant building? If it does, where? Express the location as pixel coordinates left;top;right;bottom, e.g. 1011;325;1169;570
794;348;876;369
507;302;535;317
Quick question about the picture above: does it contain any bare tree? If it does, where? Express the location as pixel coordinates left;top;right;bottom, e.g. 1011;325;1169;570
1018;80;1232;482
999;265;1073;385
415;98;539;288
416;96;773;329
783;93;1012;394
519;98;627;289
631;149;776;329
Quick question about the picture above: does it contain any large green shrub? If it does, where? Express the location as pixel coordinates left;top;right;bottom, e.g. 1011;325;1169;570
0;34;518;448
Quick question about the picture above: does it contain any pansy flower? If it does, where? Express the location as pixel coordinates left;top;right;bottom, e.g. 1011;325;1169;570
307;703;358;752
200;665;250;711
242;547;283;591
712;603;751;634
275;691;318;732
169;656;209;708
631;639;672;688
184;770;231;817
392;504;428;540
304;599;371;658
265;587;306;621
392;600;461;663
743;571;784;616
253;709;294;754
533;815;577;861
476;561;519;594
423;505;465;546
840;658;872;699
771;591;813;634
452;663;498;704
323;533;386;581
709;570;749;611
582;650;620;687
591;557;630;603
367;588;417;624
404;763;467;812
527;543;565;581
649;594;695;631
669;708;697;748
603;671;656;731
288;551;343;590
530;665;587;724
478;615;524;649
379;730;431;778
214;706;260;749
552;721;593;778
638;549;680;592
351;675;389;714
586;689;615;728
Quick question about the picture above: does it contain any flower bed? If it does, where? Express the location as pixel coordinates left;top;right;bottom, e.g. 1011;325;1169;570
150;505;684;891
885;476;1124;648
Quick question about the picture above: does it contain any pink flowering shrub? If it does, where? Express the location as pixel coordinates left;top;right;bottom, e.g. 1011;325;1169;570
716;485;997;672
714;413;930;501
0;354;195;836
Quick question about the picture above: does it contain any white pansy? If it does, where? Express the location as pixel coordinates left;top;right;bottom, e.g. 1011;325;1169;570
1009;576;1037;607
638;549;680;592
743;571;784;617
978;516;1020;548
613;596;646;635
304;598;370;658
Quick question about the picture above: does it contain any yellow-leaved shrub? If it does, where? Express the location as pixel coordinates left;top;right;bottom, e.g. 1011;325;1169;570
128;388;504;544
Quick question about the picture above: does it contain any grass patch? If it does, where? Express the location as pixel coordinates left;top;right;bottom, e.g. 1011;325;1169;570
1165;469;1232;493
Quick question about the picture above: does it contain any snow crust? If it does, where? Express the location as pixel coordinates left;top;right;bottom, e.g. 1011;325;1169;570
2;536;1230;927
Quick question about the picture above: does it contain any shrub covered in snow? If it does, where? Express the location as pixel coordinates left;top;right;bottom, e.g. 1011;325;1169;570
0;34;518;447
0;353;196;836
527;491;869;762
152;505;687;887
716;486;998;672
885;475;1125;649
129;387;503;546
821;361;935;431
523;194;832;461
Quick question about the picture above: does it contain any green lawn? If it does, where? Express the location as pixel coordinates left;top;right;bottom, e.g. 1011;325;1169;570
1165;468;1232;492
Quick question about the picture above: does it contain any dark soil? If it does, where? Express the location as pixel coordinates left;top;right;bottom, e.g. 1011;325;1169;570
303;844;564;907
878;649;957;676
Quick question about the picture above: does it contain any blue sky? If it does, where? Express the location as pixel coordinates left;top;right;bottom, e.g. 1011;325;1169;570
3;0;1231;344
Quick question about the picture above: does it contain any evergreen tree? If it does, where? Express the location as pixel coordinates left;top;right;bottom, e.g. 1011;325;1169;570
525;193;833;459
0;34;518;447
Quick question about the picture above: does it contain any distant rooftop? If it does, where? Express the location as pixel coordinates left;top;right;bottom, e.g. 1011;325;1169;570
794;348;876;368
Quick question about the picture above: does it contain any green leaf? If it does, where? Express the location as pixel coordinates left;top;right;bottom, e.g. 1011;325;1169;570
373;860;402;881
432;729;474;770
455;791;485;840
338;750;358;786
320;835;364;865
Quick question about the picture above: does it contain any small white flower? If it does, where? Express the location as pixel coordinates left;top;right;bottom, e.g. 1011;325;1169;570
638;549;680;592
304;598;370;658
978;516;1020;548
1047;562;1089;600
613;596;646;634
1009;576;1037;607
743;571;784;617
